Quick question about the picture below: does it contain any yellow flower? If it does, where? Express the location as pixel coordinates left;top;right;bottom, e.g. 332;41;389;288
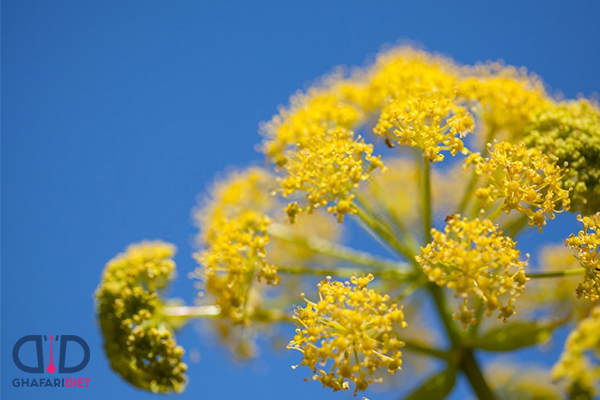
262;91;384;223
458;61;549;138
374;84;474;162
193;168;280;326
486;362;564;400
553;305;600;398
338;46;460;114
261;47;558;224
466;141;570;232
288;274;406;396
417;216;529;326
96;241;187;393
565;213;600;301
346;47;473;162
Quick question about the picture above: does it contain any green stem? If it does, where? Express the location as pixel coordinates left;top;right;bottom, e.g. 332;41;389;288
502;213;530;237
428;283;462;348
527;268;586;279
277;265;412;280
421;158;433;243
403;339;452;361
460;350;497;400
269;223;409;273
164;306;293;323
420;152;495;400
457;126;498;216
486;202;505;222
457;171;479;216
420;154;461;346
164;305;220;318
353;189;420;251
352;204;419;265
468;300;485;340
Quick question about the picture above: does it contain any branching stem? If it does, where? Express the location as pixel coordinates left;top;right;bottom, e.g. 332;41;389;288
528;268;586;279
269;223;410;273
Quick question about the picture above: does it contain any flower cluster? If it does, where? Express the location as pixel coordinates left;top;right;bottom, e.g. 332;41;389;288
458;62;549;137
96;242;187;393
194;168;280;326
96;45;600;397
338;47;460;113
417;216;529;326
374;84;474;162
553;306;600;398
363;48;473;162
262;48;467;224
524;99;600;214
262;91;384;223
466;141;570;232
288;275;406;395
565;213;600;301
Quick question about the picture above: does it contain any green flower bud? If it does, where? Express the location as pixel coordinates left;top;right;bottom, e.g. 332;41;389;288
524;99;600;214
96;241;187;393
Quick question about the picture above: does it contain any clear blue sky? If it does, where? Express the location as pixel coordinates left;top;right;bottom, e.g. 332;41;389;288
2;1;599;399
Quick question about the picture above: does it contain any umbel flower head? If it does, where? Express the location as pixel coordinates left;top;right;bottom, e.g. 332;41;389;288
373;80;474;162
337;46;461;113
553;305;600;399
364;48;472;163
458;61;549;137
262;90;384;223
417;215;529;327
288;274;406;396
465;141;570;232
524;99;600;214
565;213;600;301
193;168;280;326
96;241;187;393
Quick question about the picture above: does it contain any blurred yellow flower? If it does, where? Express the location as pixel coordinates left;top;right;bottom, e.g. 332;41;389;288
553;305;600;398
458;61;549;138
193;168;279;326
